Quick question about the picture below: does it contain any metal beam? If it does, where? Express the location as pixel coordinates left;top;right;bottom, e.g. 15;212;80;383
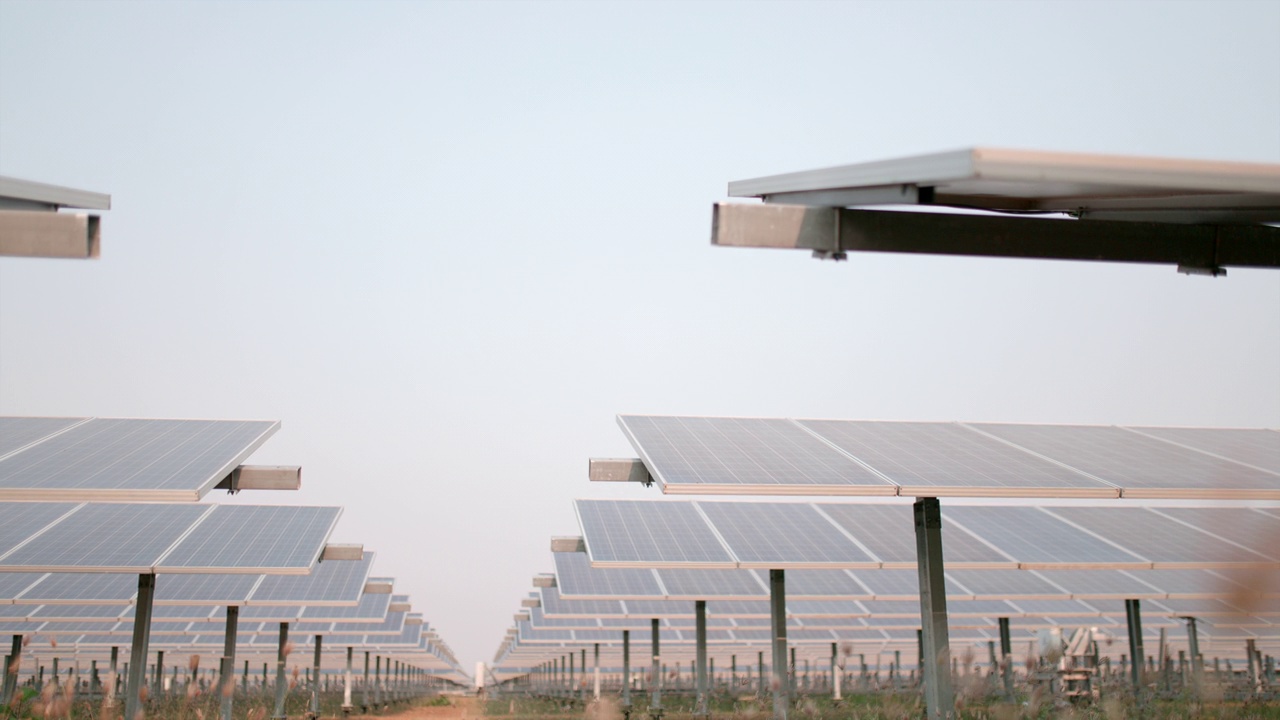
914;498;954;720
0;209;99;259
622;630;631;712
588;458;653;485
711;203;1280;271
650;618;662;717
125;573;156;720
1125;599;1145;694
695;600;708;717
550;537;587;553
215;465;302;492
311;636;322;718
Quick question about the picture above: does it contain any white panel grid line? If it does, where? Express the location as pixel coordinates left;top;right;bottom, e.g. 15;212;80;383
808;503;885;564
648;569;669;597
0;418;93;464
689;502;743;566
745;569;771;595
0;503;86;565
1121;427;1280;478
149;503;220;568
1033;507;1153;566
957;423;1123;494
787;419;902;490
1145;508;1280;562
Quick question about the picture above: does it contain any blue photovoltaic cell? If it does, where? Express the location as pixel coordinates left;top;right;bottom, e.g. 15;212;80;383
0;418;86;456
158;505;339;571
1047;507;1264;564
619;416;894;490
0;418;277;494
697;502;874;565
948;569;1072;598
0;573;51;601
1148;508;1280;561
250;551;373;603
555;548;662;598
970;424;1280;494
1;503;208;570
17;572;138;603
656;568;766;598
577;499;732;565
155;573;262;604
0;503;76;554
539;587;627;617
817;503;1012;565
303;591;392;621
944;506;1144;565
799;420;1109;492
1130;427;1280;475
777;569;867;598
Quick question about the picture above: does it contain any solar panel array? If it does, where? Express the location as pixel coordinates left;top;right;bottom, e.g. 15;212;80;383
617;416;1280;499
0;502;340;574
0;418;278;501
575;499;1280;570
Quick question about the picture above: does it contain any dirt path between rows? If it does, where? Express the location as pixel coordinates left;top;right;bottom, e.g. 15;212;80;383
346;696;483;719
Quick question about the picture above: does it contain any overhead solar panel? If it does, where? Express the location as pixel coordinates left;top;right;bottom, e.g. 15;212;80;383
971;424;1279;499
157;505;340;573
942;506;1144;567
0;573;51;602
0;503;210;571
1045;507;1273;566
554;546;664;597
1146;508;1280;562
816;503;1013;566
617;416;897;495
1128;427;1280;474
247;550;373;604
610;416;1280;499
0;417;86;456
778;569;868;598
153;573;262;605
653;568;766;598
0;417;279;501
696;501;876;567
799;420;1115;497
576;499;734;566
538;587;624;618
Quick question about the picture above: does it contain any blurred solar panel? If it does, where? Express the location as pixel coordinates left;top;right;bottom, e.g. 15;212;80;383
248;550;372;604
618;416;896;494
0;418;279;501
971;424;1279;499
800;420;1114;496
1046;507;1273;566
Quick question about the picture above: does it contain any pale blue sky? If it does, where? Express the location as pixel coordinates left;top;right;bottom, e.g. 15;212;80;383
1;0;1278;669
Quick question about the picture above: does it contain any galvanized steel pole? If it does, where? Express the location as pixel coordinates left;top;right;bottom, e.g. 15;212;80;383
770;569;788;720
914;498;954;720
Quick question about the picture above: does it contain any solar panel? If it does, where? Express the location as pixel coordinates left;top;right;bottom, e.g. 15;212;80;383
618;416;896;495
1129;427;1280;474
654;568;766;598
799;420;1114;496
157;505;340;573
554;547;663;597
1030;570;1163;599
782;569;868;598
0;417;86;456
576;499;733;566
1045;507;1270;566
247;550;373;604
612;416;1280;499
696;502;876;567
1146;508;1280;562
816;503;1012;566
0;503;210;571
0;418;279;501
153;573;262;605
971;424;1279;499
942;506;1144;567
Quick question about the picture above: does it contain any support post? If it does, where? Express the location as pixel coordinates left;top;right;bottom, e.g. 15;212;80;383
125;573;156;720
1125;599;1145;694
363;651;370;710
622;630;631;713
221;605;239;720
108;646;119;707
831;642;841;700
770;569;788;720
758;651;764;698
998;617;1013;700
311;635;322;718
594;643;601;701
344;647;354;711
695;600;708;717
1184;617;1201;688
914;498;953;720
2;635;20;705
272;622;289;719
650;618;662;718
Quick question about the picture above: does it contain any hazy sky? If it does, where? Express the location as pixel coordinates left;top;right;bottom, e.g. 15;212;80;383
1;0;1278;671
